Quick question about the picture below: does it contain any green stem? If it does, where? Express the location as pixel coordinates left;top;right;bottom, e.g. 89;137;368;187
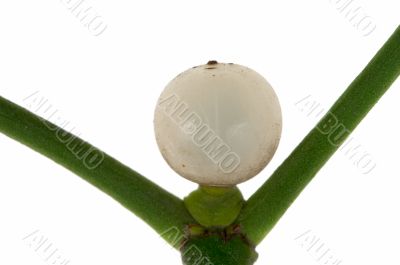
0;96;196;248
237;25;400;245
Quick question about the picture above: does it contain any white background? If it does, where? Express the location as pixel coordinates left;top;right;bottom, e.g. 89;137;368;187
0;1;399;264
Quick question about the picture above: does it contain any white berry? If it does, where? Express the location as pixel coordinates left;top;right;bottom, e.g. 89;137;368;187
154;61;282;186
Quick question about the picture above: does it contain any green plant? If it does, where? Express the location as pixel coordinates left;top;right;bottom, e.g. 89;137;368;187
1;25;399;264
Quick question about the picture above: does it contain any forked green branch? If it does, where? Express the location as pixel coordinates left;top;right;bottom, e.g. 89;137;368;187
237;25;400;245
0;25;399;264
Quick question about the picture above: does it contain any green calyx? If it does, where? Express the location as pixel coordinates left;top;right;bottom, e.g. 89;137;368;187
184;186;244;228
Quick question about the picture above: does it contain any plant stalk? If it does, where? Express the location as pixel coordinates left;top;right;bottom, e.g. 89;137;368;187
237;25;400;245
0;96;196;248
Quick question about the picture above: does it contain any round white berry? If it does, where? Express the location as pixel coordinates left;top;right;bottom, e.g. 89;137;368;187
154;61;282;186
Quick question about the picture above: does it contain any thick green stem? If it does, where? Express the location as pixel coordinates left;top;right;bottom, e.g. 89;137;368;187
238;25;400;245
0;96;196;247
